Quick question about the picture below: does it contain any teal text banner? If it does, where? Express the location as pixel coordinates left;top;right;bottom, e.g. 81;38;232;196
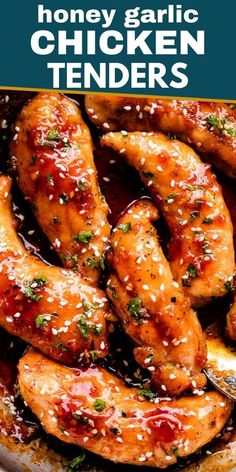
0;0;235;100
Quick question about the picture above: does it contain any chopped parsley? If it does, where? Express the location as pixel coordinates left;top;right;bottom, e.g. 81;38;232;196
146;354;154;363
94;399;106;412
110;427;120;435
84;257;105;272
67;452;86;471
225;281;234;292
182;264;198;287
110;286;118;299
73;414;89;425
34;274;47;286
74;231;93;244
54;342;68;352
59;193;69;204
46;174;54;183
205;115;220;129
24;275;47;302
100;256;105;271
90;350;98;362
190;211;200;221
138;389;154;400
47;129;60;140
166;192;179;202
202;217;213;225
187;264;198;278
77;180;86;191
77;315;88;340
35;312;58;328
172;447;180;457
77;301;101;340
205;115;236;137
63;254;78;263
117;222;132;233
127;298;142;320
24;286;41;301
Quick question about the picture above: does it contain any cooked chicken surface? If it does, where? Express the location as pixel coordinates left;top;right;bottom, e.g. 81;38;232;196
218;181;236;340
11;92;110;286
107;199;206;395
226;301;236;340
102;132;235;307
18;349;232;469
85;95;236;178
0;175;110;363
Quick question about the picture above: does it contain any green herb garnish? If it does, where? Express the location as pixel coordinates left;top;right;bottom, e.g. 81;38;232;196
172;447;180;457
59;193;69;204
94;399;106;412
127;298;142;320
67;452;86;471
46;175;53;183
117;222;132;233
35;312;58;328
77;315;88;340
47;129;60;140
166;192;179;202
190;211;200;220
205;115;236;137
77;180;86;191
225;281;234;292
138;389;154;400
74;231;93;244
110;428;120;435
187;264;198;278
202;217;213;225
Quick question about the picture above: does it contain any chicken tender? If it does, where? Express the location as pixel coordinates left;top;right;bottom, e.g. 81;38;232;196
107;199;206;395
11;92;110;286
18;349;232;469
102;132;235;307
85;95;236;178
0;175;110;363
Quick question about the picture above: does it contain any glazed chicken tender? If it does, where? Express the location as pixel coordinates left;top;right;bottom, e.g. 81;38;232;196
0;176;110;363
102;132;235;307
85;95;236;178
18;349;232;469
107;200;206;396
11;92;110;286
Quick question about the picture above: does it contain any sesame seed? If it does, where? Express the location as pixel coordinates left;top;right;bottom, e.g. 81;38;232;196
170;374;176;379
